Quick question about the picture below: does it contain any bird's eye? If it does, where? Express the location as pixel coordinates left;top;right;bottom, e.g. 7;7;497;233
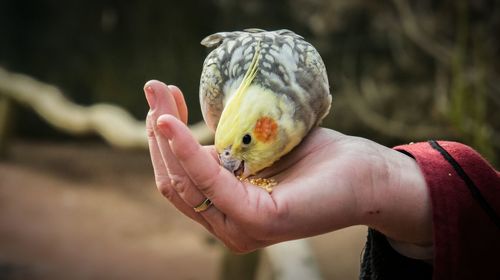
242;134;252;145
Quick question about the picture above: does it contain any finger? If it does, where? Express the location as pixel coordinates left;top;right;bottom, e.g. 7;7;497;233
144;86;212;230
144;82;190;185
144;80;181;118
144;81;179;183
145;84;225;225
146;113;168;182
148;119;214;230
156;114;266;218
168;85;188;124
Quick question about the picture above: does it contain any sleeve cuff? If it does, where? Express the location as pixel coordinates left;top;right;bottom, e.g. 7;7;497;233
392;141;500;279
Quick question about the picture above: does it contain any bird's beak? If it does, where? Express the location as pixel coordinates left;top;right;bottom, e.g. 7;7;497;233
219;147;244;176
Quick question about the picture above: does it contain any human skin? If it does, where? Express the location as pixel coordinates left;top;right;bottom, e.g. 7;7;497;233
144;80;433;253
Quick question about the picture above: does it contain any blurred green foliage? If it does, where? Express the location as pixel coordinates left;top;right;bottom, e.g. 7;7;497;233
0;0;498;165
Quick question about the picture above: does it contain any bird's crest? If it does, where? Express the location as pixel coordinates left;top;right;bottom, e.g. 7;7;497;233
215;40;262;150
218;41;261;124
231;40;261;107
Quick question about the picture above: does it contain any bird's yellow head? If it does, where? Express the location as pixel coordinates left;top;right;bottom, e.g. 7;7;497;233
214;41;294;177
215;88;285;177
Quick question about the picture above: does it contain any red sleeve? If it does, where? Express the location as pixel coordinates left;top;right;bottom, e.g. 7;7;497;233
393;141;500;280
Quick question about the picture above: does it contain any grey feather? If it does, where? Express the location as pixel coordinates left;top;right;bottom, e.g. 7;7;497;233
199;29;331;132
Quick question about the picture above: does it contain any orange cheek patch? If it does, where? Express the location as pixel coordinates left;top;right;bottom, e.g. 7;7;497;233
253;117;278;143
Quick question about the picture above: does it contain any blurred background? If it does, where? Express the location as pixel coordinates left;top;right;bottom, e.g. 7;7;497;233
0;0;498;279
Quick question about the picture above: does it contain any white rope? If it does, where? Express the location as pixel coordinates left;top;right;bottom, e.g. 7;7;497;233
0;67;213;148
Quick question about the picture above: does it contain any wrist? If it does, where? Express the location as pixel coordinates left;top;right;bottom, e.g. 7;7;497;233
360;144;433;246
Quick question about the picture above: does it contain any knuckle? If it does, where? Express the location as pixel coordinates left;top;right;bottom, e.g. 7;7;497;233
146;116;157;138
159;187;175;200
169;174;191;194
155;176;173;199
147;126;156;138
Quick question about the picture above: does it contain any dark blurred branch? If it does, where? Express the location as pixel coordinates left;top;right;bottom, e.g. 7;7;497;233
392;0;453;66
344;78;450;140
487;80;500;105
461;118;500;150
433;65;450;115
0;67;214;148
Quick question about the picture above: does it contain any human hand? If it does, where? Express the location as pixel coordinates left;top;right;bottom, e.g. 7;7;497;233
144;80;432;253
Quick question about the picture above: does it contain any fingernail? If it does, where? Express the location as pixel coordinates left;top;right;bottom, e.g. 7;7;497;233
167;85;178;92
157;118;173;139
144;85;156;109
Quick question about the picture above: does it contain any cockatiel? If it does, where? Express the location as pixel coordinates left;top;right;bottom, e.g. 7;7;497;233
199;28;331;179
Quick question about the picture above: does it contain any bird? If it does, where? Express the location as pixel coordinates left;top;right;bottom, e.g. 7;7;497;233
199;28;331;179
